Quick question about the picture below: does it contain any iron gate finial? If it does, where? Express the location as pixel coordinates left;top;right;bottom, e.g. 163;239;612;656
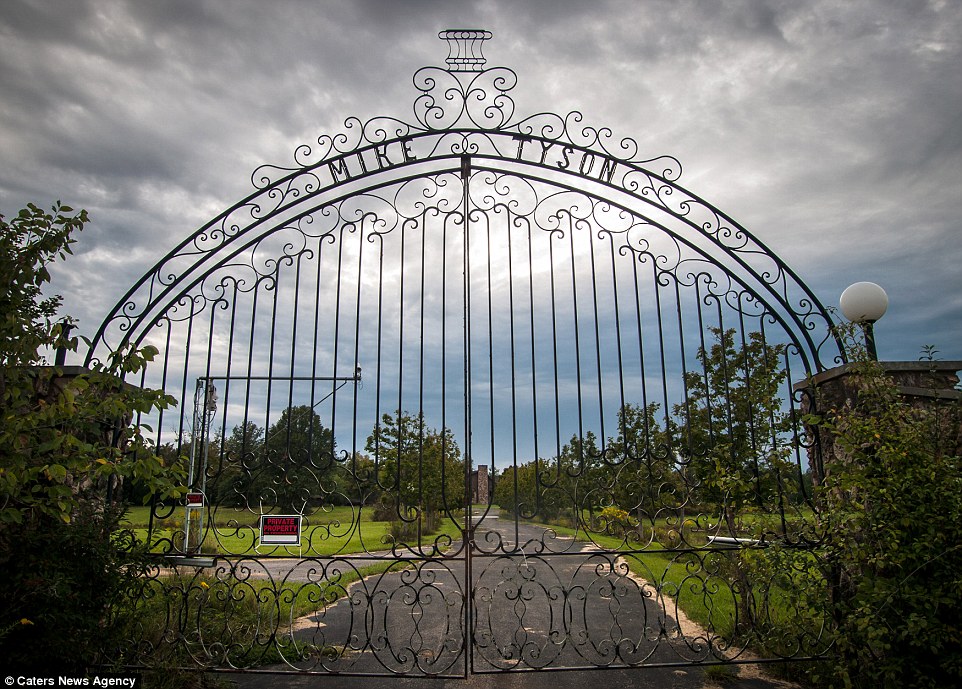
439;29;492;72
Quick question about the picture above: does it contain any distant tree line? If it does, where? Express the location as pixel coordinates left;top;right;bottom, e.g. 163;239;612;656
494;328;810;530
161;406;466;529
155;328;807;538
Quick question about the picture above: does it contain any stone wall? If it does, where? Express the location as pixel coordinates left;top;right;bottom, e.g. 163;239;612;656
794;360;962;482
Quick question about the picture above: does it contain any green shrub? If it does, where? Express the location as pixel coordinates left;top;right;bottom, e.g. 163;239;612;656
803;343;962;687
371;494;397;521
0;203;186;671
0;502;149;671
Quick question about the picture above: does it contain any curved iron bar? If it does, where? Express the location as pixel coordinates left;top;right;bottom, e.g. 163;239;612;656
86;72;842;371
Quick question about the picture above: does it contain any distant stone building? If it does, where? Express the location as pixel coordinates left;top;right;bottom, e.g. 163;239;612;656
470;464;493;505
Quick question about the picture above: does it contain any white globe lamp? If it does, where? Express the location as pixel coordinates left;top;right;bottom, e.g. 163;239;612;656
840;282;888;359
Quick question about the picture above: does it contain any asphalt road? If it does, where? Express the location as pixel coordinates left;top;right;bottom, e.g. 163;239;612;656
224;517;804;688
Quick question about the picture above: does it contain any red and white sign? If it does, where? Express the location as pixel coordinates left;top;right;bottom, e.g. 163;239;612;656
185;492;204;508
259;515;302;546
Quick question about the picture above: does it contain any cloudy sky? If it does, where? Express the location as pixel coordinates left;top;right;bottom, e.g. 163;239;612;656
2;0;960;365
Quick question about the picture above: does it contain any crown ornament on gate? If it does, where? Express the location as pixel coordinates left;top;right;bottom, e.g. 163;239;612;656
440;29;493;72
411;28;516;130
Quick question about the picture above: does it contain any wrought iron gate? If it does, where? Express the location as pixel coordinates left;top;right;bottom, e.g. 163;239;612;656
90;31;841;676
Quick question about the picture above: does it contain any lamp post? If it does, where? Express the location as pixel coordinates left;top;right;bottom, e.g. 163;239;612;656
840;281;888;360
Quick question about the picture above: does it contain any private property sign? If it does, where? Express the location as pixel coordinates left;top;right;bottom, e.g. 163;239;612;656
258;515;302;547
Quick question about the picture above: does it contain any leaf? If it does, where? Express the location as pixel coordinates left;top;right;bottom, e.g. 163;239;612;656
45;464;68;482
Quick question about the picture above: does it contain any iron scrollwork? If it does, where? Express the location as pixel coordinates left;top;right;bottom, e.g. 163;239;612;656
92;29;839;677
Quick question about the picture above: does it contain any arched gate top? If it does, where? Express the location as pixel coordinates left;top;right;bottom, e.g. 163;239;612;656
87;31;842;373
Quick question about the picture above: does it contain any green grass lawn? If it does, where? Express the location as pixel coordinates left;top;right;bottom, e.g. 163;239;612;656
517;512;825;655
122;504;465;556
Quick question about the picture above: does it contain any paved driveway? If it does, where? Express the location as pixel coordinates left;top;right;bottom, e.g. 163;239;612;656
225;517;804;687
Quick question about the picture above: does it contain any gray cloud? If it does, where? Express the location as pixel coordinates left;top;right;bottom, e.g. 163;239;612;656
1;0;959;366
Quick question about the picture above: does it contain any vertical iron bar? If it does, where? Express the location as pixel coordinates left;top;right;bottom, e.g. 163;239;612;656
351;218;365;483
736;300;762;508
715;300;737;534
693;276;713;457
309;235;324;469
587;220;606;446
218;289;239;482
507;206;519;504
396;202;407;523
148;320;174;544
607;234;627;450
441;209;451;525
484;197;496;528
652;264;671;457
331;226;347;449
673;276;692;460
240;284;261;471
460;153;473;678
548;227;562;504
184;378;203;552
286;254;303;460
262;266;282;513
568;218;585;467
191;303;218;551
630;251;650;458
372;226;386;490
156;321;173;452
525;215;540;516
418;208;427;549
176;302;196;460
758;318;788;523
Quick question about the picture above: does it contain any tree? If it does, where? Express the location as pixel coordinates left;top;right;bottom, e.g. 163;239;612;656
496;432;602;527
559;430;602;525
366;410;463;531
261;405;335;512
674;327;792;532
496;457;564;521
216;407;336;514
210;421;264;507
604;403;683;532
0;203;185;670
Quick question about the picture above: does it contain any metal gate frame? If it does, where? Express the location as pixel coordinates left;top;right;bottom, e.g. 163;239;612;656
90;30;842;677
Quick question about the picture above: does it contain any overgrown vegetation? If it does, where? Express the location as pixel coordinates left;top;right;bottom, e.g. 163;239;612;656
106;562;396;678
0;203;186;671
798;331;962;687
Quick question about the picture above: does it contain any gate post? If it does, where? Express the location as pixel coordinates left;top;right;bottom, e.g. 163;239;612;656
794;358;962;675
796;360;962;482
183;378;216;553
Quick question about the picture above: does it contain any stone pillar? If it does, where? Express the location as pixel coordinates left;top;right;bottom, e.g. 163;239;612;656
475;464;489;505
795;361;962;482
20;365;136;512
